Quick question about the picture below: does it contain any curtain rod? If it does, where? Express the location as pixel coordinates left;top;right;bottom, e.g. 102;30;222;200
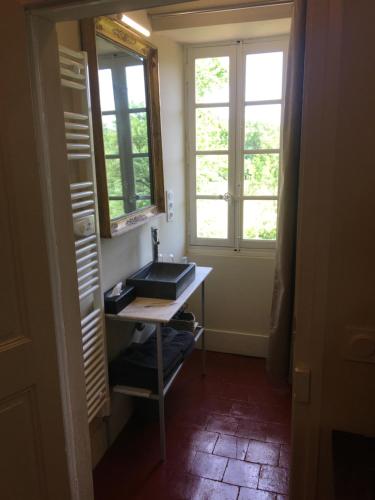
149;1;293;18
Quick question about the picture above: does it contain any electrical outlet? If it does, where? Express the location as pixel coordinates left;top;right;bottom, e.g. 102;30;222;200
166;190;174;222
74;215;95;237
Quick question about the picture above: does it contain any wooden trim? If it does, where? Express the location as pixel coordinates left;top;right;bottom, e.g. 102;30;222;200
80;16;165;238
80;18;111;237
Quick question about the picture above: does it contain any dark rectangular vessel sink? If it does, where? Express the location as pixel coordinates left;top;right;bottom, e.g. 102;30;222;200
126;262;196;300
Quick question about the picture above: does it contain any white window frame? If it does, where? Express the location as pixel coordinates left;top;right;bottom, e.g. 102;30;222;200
186;37;289;250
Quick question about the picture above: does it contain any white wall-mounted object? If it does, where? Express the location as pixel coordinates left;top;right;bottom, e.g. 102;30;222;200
166;189;174;221
59;45;110;423
343;327;375;364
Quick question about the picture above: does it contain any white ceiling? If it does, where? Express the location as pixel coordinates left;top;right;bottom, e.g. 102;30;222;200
154;17;291;44
147;0;291;15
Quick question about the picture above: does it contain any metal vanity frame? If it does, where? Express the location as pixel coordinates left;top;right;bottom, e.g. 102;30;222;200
105;266;212;460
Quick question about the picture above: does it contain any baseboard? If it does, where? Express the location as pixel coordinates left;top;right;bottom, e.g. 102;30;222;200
197;328;269;358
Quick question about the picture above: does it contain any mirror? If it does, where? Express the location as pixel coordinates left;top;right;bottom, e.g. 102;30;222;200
81;17;165;237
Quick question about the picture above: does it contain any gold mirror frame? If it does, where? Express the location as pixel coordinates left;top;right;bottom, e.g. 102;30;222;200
81;16;165;237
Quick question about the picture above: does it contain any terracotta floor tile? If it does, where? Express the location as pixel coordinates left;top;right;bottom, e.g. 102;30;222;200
278;445;290;469
236;419;267;441
180;429;219;454
167;407;209;429
202;396;233;416
213;434;249;460
264;423;291;445
230;401;259;419
206;414;239;435
223;458;260;488
93;352;291;500
258;465;289;495
189;451;228;481
191;478;239;500
246;440;280;466
238;487;276;499
135;471;203;500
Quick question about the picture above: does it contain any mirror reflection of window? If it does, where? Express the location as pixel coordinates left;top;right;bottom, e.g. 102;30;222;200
96;37;153;220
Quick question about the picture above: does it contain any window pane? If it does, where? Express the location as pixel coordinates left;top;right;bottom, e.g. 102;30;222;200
196;107;229;151
130;112;149;153
197;199;228;239
196;155;228;195
134;157;152;209
243;200;277;240
245;52;283;101
98;69;115;111
243;153;279;196
195;57;229;104
109;200;125;220
102;114;119;155
244;104;281;150
126;65;146;109
106;158;123;197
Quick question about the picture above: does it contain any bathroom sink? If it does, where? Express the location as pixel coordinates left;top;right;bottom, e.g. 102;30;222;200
126;262;196;300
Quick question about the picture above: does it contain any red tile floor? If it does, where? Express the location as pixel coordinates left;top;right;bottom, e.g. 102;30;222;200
94;351;291;500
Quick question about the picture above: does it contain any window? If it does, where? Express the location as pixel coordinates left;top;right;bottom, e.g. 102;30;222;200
186;39;288;248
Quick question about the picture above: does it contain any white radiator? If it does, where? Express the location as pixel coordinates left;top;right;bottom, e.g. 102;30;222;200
59;45;109;423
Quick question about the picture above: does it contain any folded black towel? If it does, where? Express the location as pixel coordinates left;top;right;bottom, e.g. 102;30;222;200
109;327;195;392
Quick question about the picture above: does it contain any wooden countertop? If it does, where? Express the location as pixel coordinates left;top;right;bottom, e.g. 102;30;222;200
106;266;212;323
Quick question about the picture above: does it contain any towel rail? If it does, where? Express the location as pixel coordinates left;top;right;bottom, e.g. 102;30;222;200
77;268;98;284
83;338;103;362
78;277;99;294
67;143;90;151
64;111;88;121
71;190;94;200
61;78;86;90
75;243;97;256
84;348;103;372
72;208;95;219
59;45;85;60
81;315;101;335
83;330;102;353
70;181;93;190
60;68;85;81
84;356;106;381
66;133;90;141
61;45;108;423
77;259;98;275
86;371;106;400
60;56;84;70
79;284;99;301
85;358;105;383
65;122;89;131
81;308;101;327
82;325;101;345
75;234;96;248
68;153;91;160
87;387;107;421
72;200;94;211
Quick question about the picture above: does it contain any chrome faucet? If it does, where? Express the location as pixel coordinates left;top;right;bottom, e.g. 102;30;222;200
151;227;159;262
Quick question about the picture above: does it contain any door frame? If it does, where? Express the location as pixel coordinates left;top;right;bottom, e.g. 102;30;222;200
22;0;338;499
292;0;343;498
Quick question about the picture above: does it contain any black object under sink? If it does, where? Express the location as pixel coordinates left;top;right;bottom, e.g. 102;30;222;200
126;261;196;300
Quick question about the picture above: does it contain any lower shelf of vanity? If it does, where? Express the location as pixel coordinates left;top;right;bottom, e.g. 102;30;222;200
112;326;204;400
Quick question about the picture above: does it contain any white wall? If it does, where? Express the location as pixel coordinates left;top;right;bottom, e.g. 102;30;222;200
187;249;275;357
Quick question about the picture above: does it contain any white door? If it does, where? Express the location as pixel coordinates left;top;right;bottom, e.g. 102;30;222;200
0;2;71;499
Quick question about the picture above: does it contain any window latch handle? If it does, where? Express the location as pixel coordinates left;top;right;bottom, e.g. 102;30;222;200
221;192;233;203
